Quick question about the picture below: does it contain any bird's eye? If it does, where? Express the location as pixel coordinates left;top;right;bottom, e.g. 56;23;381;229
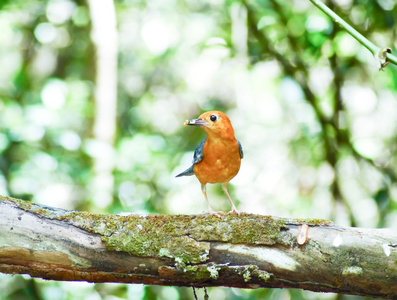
210;115;217;122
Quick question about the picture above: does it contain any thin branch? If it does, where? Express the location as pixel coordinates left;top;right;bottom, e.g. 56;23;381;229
309;0;397;68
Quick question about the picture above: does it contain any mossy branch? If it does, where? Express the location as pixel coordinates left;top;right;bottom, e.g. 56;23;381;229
309;0;397;69
1;195;397;298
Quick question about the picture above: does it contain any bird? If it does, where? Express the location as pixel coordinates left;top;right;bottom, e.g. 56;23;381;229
176;111;243;215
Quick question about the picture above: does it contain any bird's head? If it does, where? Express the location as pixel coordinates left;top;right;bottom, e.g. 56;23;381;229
184;111;235;140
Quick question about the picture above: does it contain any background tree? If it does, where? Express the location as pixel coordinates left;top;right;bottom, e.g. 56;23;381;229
0;0;396;299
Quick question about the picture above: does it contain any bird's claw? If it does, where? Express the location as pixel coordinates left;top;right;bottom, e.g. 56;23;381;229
205;208;241;217
228;208;240;215
207;209;223;218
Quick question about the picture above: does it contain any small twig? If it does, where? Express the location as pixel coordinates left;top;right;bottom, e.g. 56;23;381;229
204;288;209;300
309;0;397;68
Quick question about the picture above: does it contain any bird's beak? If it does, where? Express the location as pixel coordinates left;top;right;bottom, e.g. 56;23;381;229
184;118;208;126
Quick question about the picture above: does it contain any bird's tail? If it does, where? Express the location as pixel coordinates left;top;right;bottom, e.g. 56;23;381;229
175;165;194;177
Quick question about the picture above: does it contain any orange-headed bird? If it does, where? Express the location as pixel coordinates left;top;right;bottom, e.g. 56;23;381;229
176;111;243;215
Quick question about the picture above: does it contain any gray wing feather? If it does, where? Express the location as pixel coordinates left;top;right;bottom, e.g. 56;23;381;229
192;138;206;164
237;140;244;159
175;138;206;177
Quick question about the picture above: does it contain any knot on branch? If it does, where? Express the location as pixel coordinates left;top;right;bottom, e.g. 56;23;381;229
375;47;392;71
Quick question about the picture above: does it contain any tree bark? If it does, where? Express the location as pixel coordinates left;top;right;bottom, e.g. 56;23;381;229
0;195;396;298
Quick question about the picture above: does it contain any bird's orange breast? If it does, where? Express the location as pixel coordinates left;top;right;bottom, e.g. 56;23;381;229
194;138;241;185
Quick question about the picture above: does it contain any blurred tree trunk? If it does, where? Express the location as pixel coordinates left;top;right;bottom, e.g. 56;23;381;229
0;196;396;298
87;0;118;209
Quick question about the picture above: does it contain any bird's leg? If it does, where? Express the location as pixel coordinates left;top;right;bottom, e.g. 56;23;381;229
201;184;222;217
222;182;240;215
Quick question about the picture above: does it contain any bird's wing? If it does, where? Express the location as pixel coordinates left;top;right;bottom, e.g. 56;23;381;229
237;140;244;159
175;138;206;177
192;138;206;164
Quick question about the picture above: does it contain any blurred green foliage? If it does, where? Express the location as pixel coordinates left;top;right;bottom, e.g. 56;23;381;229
1;0;397;299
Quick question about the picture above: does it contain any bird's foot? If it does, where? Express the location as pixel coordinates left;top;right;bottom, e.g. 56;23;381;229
228;208;241;215
207;209;224;218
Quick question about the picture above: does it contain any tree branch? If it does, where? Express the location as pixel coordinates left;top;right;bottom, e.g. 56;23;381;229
309;0;397;69
1;196;397;297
